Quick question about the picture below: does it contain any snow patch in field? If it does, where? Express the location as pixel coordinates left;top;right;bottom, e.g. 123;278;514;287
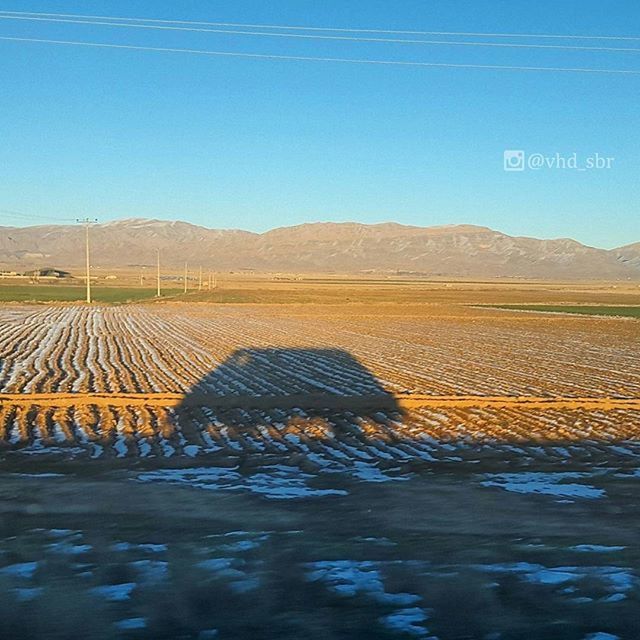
601;593;626;603
10;473;65;478
15;446;85;457
353;536;396;547
9;420;21;445
0;562;39;579
52;423;67;443
381;607;434;637
111;542;167;554
138;543;167;553
136;466;347;500
306;560;432;635
115;618;147;630
197;558;235;572
305;560;384;597
350;461;410;483
46;541;92;556
305;560;420;605
48;528;78;538
229;576;261;593
200;431;222;453
523;568;579;585
13;587;43;601
129;559;169;584
184;444;200;458
480;472;605;499
570;545;625;553
159;438;175;457
196;556;260;592
474;562;636;595
113;434;128;458
138;439;152;457
219;535;268;553
90;582;136;601
90;443;104;459
244;465;347;499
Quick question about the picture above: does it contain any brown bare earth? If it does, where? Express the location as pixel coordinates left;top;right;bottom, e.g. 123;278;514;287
2;392;640;411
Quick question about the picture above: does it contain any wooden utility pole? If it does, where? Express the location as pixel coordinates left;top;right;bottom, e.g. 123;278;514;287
198;266;203;291
184;262;188;294
77;218;97;304
156;249;161;297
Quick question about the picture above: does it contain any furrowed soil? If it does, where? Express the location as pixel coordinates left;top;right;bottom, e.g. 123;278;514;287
0;279;639;639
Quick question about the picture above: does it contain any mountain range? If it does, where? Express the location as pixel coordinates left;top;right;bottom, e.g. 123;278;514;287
1;218;638;280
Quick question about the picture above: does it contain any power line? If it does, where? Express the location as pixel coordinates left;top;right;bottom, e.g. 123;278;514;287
1;35;639;75
1;9;639;42
0;208;76;223
1;14;639;53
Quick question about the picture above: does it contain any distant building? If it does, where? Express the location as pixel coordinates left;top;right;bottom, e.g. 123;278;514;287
23;268;72;279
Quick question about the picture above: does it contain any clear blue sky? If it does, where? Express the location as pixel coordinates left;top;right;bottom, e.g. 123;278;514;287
0;0;638;248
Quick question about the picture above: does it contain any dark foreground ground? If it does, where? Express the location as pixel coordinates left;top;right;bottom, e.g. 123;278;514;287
0;454;638;640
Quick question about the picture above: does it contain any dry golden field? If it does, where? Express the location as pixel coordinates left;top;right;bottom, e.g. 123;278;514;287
0;280;639;467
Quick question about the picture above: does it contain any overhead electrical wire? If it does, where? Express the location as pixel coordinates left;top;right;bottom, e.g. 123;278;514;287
1;9;639;41
0;14;639;53
0;10;639;75
1;35;639;75
0;208;76;223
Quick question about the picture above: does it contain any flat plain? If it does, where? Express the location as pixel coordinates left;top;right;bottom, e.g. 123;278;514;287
0;278;639;639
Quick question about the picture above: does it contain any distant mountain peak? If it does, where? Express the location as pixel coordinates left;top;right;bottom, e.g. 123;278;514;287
101;218;185;228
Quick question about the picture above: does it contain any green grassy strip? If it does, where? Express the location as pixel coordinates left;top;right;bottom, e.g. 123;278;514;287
0;285;183;304
489;305;640;318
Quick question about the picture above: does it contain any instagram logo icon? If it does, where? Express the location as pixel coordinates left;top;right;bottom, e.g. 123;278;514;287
503;150;525;172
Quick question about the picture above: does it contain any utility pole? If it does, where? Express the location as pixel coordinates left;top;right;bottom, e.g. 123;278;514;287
208;272;212;290
184;261;188;294
198;266;203;291
77;218;97;304
156;249;161;297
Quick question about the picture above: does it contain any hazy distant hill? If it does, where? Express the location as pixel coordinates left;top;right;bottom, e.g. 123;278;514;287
1;218;638;280
614;242;640;272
